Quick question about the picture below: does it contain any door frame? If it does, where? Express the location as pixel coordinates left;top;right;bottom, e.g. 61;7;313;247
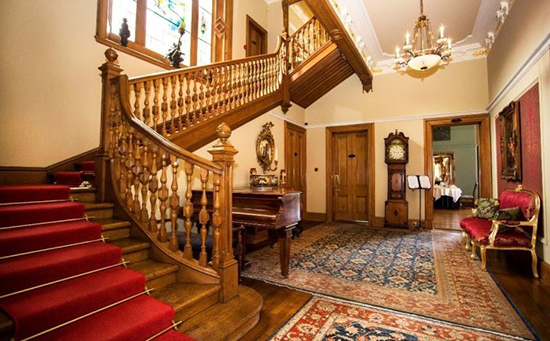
424;114;492;228
326;123;375;223
245;15;268;57
284;121;307;212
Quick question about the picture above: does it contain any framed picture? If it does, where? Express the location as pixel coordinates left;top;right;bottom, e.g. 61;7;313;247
499;101;522;180
433;127;451;141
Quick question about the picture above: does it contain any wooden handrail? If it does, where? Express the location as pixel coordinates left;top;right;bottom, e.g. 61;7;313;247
288;16;331;72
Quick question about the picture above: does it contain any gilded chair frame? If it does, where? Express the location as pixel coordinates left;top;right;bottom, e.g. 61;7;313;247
467;185;541;278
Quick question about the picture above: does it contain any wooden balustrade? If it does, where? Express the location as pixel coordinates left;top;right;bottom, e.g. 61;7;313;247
289;16;330;72
100;49;239;301
121;37;286;141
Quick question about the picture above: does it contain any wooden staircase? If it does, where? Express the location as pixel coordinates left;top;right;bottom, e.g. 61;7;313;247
72;187;262;341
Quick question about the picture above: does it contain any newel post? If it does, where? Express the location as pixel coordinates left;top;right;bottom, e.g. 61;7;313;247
208;123;239;302
281;31;292;114
97;49;123;202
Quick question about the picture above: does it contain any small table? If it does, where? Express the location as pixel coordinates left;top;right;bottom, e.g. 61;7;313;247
433;185;462;209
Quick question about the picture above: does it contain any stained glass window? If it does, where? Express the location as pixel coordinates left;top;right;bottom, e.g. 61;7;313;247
146;0;192;65
111;0;138;42
197;0;213;65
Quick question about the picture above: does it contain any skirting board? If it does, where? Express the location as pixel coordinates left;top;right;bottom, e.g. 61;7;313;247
541;260;550;285
303;212;327;222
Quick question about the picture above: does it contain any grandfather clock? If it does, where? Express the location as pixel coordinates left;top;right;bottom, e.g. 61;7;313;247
384;131;409;228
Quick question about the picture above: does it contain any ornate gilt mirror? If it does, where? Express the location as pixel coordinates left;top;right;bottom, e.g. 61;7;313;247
256;122;278;172
433;153;455;185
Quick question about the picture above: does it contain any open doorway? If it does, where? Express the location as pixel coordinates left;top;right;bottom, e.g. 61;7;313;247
424;115;492;230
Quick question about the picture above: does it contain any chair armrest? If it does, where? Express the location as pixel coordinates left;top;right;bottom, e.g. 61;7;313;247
489;220;536;246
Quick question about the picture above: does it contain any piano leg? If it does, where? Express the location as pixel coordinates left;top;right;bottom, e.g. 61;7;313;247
277;225;295;278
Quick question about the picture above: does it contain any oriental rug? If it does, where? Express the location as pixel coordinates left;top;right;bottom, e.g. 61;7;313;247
269;297;527;341
243;223;535;339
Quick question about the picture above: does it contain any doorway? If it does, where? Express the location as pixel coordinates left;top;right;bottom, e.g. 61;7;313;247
424;114;492;229
326;124;375;224
246;15;267;57
284;122;307;213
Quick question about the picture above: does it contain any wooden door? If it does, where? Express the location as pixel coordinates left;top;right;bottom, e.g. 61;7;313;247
246;15;267;57
332;131;370;221
285;122;307;212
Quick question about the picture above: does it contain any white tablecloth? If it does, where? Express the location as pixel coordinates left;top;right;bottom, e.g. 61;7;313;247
433;185;463;203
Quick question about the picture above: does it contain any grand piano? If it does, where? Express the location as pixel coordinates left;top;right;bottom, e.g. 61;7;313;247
189;188;301;277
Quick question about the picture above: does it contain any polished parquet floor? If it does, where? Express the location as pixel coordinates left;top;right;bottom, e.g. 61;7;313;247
432;208;472;231
240;221;550;341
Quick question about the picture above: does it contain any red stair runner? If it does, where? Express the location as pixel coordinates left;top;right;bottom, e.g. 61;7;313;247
0;202;86;227
53;171;84;187
0;185;70;203
0;267;146;340
0;184;194;341
0;220;102;257
79;161;95;172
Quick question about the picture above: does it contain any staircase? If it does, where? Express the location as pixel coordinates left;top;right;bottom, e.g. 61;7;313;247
1;2;372;339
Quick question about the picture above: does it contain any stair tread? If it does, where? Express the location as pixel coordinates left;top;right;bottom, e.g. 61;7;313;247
70;187;97;193
95;218;131;231
152;283;221;312
128;259;179;281
178;286;262;341
84;202;114;210
109;238;150;254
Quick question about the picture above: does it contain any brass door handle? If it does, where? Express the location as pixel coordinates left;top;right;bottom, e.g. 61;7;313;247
334;174;340;190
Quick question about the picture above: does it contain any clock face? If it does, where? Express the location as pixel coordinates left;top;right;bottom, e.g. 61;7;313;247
388;142;406;161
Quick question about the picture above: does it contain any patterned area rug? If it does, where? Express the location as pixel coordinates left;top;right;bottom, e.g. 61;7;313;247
269;297;524;341
243;223;534;339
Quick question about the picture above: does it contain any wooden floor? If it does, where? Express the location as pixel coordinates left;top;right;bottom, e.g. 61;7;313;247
432;208;471;231
239;223;550;341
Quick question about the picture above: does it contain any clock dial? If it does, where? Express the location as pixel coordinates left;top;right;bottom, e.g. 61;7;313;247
388;143;405;160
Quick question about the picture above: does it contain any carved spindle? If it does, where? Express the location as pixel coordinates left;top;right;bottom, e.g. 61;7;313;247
199;70;206;121
170;75;178;134
132;135;143;214
213;67;219;116
192;71;198;125
177;74;185;132
199;169;210;267
142;82;151;126
161;78;169;136
125;129;135;210
152;79;160;133
134;83;143;122
158;153;169;242
149;146;159;233
185;73;191;129
211;173;221;270
140;141;150;223
169;156;180;252
183;162;194;259
118;123;128;195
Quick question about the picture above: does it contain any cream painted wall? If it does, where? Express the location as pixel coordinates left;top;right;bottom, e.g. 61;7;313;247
487;0;550;101
305;59;489;126
306;119;425;222
487;0;550;262
0;0;165;168
232;0;269;60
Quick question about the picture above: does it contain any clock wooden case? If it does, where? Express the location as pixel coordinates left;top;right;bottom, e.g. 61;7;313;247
384;131;409;228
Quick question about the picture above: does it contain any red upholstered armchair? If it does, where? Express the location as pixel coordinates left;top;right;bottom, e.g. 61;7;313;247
460;185;541;278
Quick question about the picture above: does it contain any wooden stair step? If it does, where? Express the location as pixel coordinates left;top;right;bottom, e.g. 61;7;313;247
95;218;132;231
84;202;114;219
128;259;179;290
69;187;97;202
108;237;150;262
153;283;221;320
178;286;262;341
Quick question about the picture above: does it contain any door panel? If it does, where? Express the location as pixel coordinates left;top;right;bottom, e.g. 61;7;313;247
285;123;306;212
332;131;370;222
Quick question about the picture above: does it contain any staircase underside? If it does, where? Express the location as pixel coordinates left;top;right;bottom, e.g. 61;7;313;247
290;43;354;109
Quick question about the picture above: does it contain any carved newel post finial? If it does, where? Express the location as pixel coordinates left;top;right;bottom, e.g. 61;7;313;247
216;123;232;145
105;48;118;63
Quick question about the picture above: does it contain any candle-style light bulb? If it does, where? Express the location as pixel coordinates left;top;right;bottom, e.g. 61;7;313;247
396;46;400;59
439;25;444;39
448;39;452;50
406;31;410;45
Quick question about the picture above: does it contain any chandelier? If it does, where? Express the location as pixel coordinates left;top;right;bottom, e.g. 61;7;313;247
395;0;451;71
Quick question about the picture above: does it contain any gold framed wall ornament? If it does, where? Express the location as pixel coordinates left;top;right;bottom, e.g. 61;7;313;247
499;101;522;180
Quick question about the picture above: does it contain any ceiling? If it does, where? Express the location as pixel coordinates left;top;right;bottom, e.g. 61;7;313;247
331;0;511;72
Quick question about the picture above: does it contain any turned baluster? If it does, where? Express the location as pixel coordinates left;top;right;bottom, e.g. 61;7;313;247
198;169;210;267
185;73;191;129
183;162;194;259
142;82;151;126
161;78;169;136
148;146;159;233
132;135;143;214
177;74;185;132
140;141;150;223
192;71;198;125
213;67;219;116
118;122;128;196
170;76;178;134
125;129;135;210
211;173;221;270
169;156;180;252
158;153;169;242
152;79;160;133
200;70;206;121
